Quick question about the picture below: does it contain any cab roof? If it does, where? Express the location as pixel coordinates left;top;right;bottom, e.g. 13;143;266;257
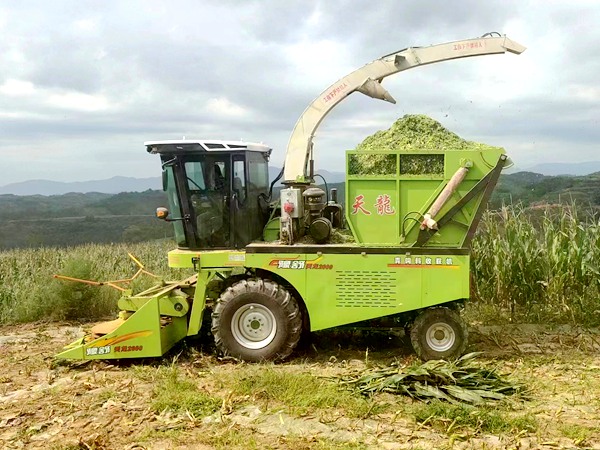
145;139;272;154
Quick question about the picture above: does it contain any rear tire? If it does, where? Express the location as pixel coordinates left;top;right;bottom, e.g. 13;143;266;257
410;307;467;361
211;278;302;362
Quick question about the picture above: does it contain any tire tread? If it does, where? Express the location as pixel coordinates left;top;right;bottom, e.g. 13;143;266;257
410;306;467;361
212;278;302;362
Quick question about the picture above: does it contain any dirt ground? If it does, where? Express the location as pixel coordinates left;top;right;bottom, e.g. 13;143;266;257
1;323;599;450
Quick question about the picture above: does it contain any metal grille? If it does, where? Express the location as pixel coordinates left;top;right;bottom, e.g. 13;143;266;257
348;154;397;176
399;154;444;175
335;271;397;307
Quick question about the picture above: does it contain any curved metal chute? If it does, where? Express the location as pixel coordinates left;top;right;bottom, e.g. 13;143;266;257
283;34;526;183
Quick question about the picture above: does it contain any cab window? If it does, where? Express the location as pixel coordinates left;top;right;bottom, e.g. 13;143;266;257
233;159;246;203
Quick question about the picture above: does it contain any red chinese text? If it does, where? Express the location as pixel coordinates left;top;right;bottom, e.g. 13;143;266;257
351;195;371;215
114;345;143;353
374;194;396;215
453;41;484;51
306;263;333;270
322;82;349;103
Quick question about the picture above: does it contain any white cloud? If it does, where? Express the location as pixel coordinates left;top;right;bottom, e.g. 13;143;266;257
569;85;600;103
72;18;98;34
206;97;249;118
0;79;35;96
0;1;600;184
286;39;353;88
46;91;109;112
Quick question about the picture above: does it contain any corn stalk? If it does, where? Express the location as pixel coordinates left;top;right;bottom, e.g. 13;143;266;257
341;353;524;405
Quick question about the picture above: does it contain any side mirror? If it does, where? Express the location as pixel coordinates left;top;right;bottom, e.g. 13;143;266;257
156;207;169;220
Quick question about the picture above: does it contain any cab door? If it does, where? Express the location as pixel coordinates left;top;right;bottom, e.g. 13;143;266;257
184;156;231;249
231;155;249;249
231;152;270;248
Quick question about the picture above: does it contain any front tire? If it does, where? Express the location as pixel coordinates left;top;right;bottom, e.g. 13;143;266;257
410;307;467;361
211;278;302;362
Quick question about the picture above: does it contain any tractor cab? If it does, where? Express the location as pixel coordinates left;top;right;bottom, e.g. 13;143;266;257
146;140;272;250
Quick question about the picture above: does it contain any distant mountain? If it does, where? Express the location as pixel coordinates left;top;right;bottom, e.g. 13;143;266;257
500;171;546;184
0;176;162;196
6;162;596;197
492;170;600;208
0;190;171;249
2;170;600;249
2;167;347;196
524;161;600;176
267;167;346;184
314;169;346;183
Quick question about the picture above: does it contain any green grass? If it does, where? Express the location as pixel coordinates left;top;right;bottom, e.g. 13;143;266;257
409;399;537;435
217;365;387;418
559;423;597;447
149;365;221;417
95;388;119;404
208;427;368;450
142;423;369;450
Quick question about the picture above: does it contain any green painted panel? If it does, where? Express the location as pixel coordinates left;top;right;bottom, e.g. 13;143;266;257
302;253;421;330
422;255;469;307
56;298;169;360
245;252;308;299
243;252;469;332
346;148;505;247
168;248;246;269
399;179;443;241
346;180;399;244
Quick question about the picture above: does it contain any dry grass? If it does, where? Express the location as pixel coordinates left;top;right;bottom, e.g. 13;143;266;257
2;324;600;449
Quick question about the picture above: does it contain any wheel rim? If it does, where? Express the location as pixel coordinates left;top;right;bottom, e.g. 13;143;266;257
425;322;455;352
231;303;277;349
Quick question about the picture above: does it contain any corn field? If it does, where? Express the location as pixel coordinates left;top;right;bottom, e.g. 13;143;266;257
1;204;599;326
0;240;190;324
471;203;600;326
